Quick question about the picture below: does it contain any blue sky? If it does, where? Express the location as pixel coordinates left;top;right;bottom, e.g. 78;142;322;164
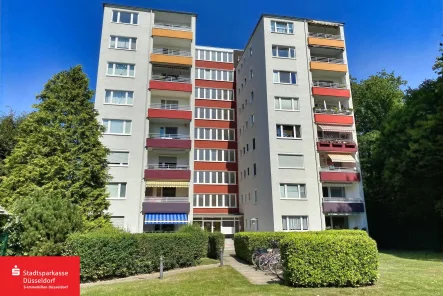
1;0;441;113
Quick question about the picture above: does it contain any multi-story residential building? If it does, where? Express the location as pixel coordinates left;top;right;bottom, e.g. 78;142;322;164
95;4;367;235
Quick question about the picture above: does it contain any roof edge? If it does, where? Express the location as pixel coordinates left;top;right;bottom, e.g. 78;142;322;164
103;3;197;17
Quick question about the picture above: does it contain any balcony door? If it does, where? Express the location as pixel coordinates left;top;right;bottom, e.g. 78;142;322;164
158;156;177;169
160;127;178;138
161;100;179;110
161;187;176;197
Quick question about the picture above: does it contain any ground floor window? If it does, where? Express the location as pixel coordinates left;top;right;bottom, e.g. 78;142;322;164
282;216;308;231
325;216;349;229
193;217;242;238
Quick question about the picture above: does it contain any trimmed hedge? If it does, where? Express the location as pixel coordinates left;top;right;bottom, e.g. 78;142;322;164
234;230;369;263
280;234;378;287
207;232;225;259
64;230;208;282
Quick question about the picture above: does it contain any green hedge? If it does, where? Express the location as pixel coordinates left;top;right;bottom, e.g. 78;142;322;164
64;230;208;282
280;233;378;287
234;230;369;263
207;232;225;259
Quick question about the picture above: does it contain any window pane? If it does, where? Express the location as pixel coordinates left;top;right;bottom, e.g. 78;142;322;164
129;65;135;76
198;195;204;206
112;11;118;22
274;98;280;109
132;13;138;24
107;63;113;75
295;126;301;138
290;48;295;58
113;91;126;104
278;47;289;57
331;187;345;197
287;185;299;198
290;72;296;84
110;36;116;48
127;92;134;104
293;99;299;110
119;12;131;23
288;23;293;33
105;90;112;103
124;121;131;134
272;46;277;57
278;154;304;168
280;98;292;110
282;216;287;230
300;185;306;198
280;185;285;197
107;184;119;197
110;120;123;133
115;64;127;76
282;125;294;137
131;38;137;50
119;183;126;197
273;71;279;82
279;71;291;83
302;217;308;230
117;37;129;49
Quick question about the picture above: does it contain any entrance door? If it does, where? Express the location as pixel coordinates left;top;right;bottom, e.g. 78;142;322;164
203;222;212;232
213;221;221;232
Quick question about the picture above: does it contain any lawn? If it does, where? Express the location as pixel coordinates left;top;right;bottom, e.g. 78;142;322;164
82;252;443;296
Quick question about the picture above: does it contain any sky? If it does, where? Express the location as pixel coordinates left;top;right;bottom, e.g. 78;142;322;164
1;0;442;113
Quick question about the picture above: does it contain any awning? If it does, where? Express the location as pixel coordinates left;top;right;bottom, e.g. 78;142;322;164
323;183;353;187
146;181;189;188
318;125;354;132
144;213;188;224
327;153;356;163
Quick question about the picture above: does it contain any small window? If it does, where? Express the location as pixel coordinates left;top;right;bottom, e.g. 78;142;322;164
272;45;295;58
253;163;257;176
271;21;293;34
110;36;137;50
280;184;306;199
250;91;254;104
282;216;308;231
278;154;304;168
273;70;296;84
249;47;253;56
107;183;127;198
107;63;135;77
105;90;134;105
252;138;256;150
276;125;301;139
108;151;129;166
274;97;299;111
111;216;125;229
112;11;138;25
253;189;258;204
103;119;132;135
249;69;253;80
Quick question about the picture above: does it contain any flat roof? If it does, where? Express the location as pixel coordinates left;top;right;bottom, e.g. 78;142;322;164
195;45;239;52
103;3;197;17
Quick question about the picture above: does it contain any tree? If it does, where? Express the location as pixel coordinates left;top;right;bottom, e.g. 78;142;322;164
0;66;110;229
4;190;83;255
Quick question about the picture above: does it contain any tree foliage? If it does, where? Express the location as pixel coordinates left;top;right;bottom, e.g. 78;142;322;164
0;66;110;229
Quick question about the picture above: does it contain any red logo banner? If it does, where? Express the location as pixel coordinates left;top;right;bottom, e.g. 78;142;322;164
0;256;80;295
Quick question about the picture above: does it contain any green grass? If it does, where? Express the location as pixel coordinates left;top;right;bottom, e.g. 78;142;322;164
199;257;219;265
82;252;443;296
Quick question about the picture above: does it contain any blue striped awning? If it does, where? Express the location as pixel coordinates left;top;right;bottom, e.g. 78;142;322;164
144;213;188;225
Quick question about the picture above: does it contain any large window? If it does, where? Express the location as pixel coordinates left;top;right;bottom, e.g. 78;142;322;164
194;171;236;184
196;68;234;82
276;125;301;139
274;97;299;111
273;70;296;84
108;151;129;166
107;183;127;199
109;36;137;50
112;10;138;25
282;216;308;231
322;187;346;198
105;90;134;105
278;154;304;168
280;184;306;199
194;149;236;162
107;63;135;77
193;194;237;207
195;49;233;63
103;119;132;135
194;128;235;141
195;87;233;101
195;107;235;121
272;45;295;58
270;21;294;34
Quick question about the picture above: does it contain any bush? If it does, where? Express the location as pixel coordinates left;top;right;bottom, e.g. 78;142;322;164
64;229;208;282
207;232;225;259
280;233;378;287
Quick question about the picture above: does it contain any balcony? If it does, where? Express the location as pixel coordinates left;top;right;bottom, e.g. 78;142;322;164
320;167;360;183
323;199;365;213
313;107;354;125
310;56;347;73
144;164;191;180
308;32;344;48
142;196;190;213
147;103;192;121
317;138;357;152
149;65;192;93
152;23;193;40
312;81;350;98
146;134;191;150
151;48;192;66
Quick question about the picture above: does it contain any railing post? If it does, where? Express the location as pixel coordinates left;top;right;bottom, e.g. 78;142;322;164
219;248;224;267
159;256;164;279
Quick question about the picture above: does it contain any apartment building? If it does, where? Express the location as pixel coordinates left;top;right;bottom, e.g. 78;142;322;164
95;3;367;235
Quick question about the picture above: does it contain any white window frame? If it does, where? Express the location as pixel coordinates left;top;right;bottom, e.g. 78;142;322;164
273;70;297;84
193;171;236;185
195;50;233;63
103;119;132;135
323;186;346;198
108;151;129;167
275;97;299;111
106;182;127;199
250;91;254;104
109;36;137;50
280;184;307;199
272;45;296;58
276;124;302;139
194;149;236;162
270;20;294;34
195;87;233;101
250;114;255;127
104;90;134;106
196;68;234;82
194;128;235;141
112;10;138;25
282;216;309;231
106;63;135;77
193;194;237;208
278;154;304;169
195;107;235;121
253;189;258;204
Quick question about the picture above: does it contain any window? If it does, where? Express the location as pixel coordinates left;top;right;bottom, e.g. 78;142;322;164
107;63;135;77
194;171;236;184
278;154;304;168
253;163;257;176
272;45;295;58
249;47;253;56
250;114;255;127
322;187;346;198
246;144;249;152
250;91;254;104
240;172;243;180
270;21;293;34
195;49;233;62
194;149;236;162
196;68;234;82
194;128;235;141
112;11;138;25
252;138;256;150
274;97;299;111
273;70;296;84
247;168;250;176
195;87;233;101
254;189;258;204
282;216;308;231
195;107;235;121
193;194;236;207
160;100;179;109
280;184;306;199
248;193;251;202
105;90;134;105
107;183;127;199
276;125;301;139
108;151;129;166
243;147;246;154
110;36;137;50
111;216;125;229
103;119;132;135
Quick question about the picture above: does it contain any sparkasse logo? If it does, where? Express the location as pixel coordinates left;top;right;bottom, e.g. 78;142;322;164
12;265;20;276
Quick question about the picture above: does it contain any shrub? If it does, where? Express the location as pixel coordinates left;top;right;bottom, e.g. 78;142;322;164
280;233;378;287
177;224;209;257
207;232;225;259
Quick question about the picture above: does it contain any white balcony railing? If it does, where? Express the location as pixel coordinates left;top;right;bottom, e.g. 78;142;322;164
309;32;342;40
149;103;191;111
323;197;363;202
153;23;191;31
320;166;357;172
148;133;190;140
311;56;345;64
312;81;346;89
152;48;191;57
146;164;190;170
144;196;189;203
151;75;191;83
